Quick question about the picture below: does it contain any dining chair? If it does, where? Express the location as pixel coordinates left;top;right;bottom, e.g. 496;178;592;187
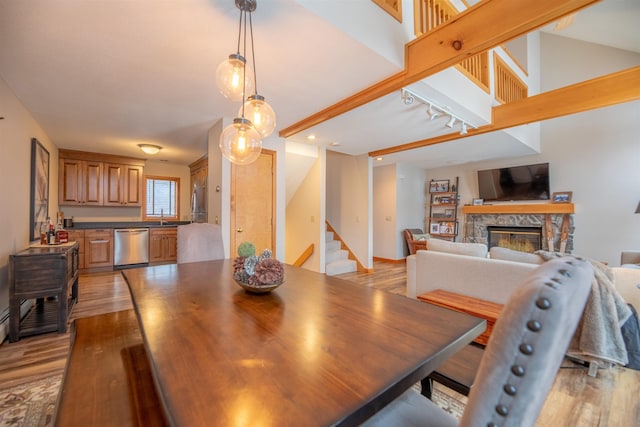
362;256;594;427
177;223;225;264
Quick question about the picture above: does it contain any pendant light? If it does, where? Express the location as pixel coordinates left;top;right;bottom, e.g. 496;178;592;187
217;0;276;165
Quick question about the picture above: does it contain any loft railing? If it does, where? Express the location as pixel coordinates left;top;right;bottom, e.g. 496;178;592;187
293;243;314;267
413;0;526;99
494;53;528;104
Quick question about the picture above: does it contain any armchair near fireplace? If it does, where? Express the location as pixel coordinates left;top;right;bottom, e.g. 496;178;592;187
403;229;429;255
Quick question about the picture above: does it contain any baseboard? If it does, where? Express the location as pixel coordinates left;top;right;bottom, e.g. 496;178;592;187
0;300;34;343
373;257;406;264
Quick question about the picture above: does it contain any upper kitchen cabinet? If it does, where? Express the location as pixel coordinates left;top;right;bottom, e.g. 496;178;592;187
103;163;144;206
59;158;103;206
59;150;144;207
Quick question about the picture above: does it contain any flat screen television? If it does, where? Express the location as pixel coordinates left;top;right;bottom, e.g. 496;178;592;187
477;162;550;202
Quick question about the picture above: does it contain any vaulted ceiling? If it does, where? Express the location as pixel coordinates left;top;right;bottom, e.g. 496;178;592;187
1;0;638;168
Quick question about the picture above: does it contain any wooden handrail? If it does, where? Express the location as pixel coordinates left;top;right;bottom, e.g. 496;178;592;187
293;244;315;267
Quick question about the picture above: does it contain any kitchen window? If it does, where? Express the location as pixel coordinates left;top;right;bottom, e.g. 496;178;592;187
143;176;180;221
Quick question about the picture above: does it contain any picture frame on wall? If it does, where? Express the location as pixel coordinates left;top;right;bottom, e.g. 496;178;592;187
552;191;573;203
30;138;49;241
429;179;449;193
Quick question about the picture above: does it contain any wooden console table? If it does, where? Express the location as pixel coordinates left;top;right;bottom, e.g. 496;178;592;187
9;242;79;342
418;289;503;346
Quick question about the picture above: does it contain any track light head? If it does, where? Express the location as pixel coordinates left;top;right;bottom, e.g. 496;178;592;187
460;122;468;135
445;116;456;128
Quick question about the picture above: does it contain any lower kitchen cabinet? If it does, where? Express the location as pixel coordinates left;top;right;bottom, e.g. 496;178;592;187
149;227;177;263
85;229;114;269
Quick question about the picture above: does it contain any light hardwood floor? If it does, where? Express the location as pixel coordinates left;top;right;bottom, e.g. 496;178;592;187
1;260;638;426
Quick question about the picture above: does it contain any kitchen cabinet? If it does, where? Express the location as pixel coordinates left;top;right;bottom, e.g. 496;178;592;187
58;158;103;206
66;229;86;270
149;227;177;263
85;229;114;269
9;242;79;342
58;149;144;207
103;163;144;207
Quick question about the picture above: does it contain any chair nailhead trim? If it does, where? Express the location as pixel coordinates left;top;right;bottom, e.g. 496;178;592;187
544;281;558;289
511;364;525;376
527;320;542;332
487;423;498;427
536;297;551;309
503;383;517;395
496;404;509;416
519;343;534;355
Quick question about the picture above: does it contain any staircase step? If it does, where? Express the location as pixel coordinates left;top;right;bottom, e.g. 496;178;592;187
326;249;349;264
325;231;334;241
326;240;341;252
326;259;357;276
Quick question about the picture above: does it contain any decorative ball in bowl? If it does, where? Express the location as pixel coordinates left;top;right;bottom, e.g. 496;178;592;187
233;242;284;294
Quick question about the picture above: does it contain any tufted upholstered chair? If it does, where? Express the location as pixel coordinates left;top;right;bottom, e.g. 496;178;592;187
362;256;594;427
177;223;225;264
404;228;428;255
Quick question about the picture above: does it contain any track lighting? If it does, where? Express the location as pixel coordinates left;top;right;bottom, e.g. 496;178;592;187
401;88;476;135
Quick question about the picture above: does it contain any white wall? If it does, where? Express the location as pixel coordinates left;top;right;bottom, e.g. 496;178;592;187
0;75;58;327
326;151;372;269
396;163;428;256
285;152;324;271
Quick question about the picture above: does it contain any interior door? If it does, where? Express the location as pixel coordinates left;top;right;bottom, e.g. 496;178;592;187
231;149;275;256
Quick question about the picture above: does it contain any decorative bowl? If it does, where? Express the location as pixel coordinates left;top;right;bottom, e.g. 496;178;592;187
234;279;283;294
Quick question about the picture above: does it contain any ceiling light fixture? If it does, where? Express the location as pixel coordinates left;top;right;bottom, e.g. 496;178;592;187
217;0;276;165
138;144;162;155
400;88;477;135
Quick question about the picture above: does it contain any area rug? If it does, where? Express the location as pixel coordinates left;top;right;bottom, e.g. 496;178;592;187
431;382;467;419
0;375;61;427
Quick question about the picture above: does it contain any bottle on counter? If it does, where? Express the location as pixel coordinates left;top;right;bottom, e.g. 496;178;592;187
48;221;56;245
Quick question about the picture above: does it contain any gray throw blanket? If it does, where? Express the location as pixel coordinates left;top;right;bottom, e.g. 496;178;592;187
535;251;632;367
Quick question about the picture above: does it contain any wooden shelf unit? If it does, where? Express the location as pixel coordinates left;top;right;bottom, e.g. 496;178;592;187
428;177;459;240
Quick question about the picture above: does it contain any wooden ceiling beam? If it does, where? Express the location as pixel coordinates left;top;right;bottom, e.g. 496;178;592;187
278;0;599;139
368;66;640;157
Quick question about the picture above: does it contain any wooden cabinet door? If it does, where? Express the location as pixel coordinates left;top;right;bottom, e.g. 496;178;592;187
85;229;113;268
83;161;103;205
149;229;165;262
59;159;83;205
122;165;143;206
163;229;177;261
103;163;143;206
103;163;123;206
59;159;103;205
149;228;177;263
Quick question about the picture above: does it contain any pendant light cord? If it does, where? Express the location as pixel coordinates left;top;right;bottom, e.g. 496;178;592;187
249;12;258;96
240;9;248;118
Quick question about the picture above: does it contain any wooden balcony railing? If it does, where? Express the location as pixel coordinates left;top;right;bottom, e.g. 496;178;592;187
414;0;526;98
494;53;528;104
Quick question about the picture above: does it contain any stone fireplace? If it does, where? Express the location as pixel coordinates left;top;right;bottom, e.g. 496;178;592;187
461;204;574;253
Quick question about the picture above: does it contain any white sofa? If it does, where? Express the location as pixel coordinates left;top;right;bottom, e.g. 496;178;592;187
407;245;640;314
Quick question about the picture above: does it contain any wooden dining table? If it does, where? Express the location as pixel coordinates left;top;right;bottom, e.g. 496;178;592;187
121;260;485;426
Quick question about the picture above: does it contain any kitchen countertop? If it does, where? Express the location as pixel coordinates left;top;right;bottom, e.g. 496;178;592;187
64;221;192;230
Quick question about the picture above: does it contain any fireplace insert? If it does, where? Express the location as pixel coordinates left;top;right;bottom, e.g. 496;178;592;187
487;226;542;253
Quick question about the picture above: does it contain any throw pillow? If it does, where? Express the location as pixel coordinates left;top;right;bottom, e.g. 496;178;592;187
490;246;544;265
426;238;487;258
411;233;430;241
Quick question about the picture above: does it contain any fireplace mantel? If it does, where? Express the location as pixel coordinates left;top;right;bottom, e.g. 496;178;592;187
462;203;574;215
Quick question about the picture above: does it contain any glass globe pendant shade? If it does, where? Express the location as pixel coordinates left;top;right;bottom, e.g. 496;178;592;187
219;118;262;165
240;94;276;138
215;54;254;102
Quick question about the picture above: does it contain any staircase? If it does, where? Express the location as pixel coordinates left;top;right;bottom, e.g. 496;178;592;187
325;230;357;276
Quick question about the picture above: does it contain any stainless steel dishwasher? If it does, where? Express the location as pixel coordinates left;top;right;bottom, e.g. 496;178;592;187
114;228;150;267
